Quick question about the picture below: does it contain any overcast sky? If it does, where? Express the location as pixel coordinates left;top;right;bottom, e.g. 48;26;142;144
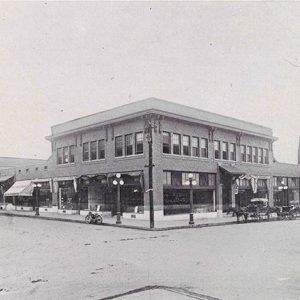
0;2;299;163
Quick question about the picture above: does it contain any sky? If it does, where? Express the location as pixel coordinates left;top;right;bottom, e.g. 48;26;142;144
0;2;299;163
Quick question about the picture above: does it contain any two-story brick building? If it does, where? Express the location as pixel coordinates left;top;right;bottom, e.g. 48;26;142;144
3;98;300;220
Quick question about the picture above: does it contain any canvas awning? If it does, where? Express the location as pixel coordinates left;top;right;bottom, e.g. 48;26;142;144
219;163;272;177
0;175;14;183
4;180;34;197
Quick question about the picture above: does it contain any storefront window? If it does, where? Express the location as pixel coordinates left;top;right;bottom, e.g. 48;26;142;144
182;173;199;185
208;174;216;186
163;171;171;185
171;172;182;186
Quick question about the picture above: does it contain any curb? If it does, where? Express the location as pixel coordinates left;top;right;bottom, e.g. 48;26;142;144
0;211;238;231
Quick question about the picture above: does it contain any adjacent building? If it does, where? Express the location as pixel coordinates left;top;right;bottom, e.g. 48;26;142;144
3;98;300;219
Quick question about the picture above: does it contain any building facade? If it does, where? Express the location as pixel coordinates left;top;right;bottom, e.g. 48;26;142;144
3;98;300;219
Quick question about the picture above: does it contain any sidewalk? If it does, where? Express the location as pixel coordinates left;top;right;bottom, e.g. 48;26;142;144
0;209;238;230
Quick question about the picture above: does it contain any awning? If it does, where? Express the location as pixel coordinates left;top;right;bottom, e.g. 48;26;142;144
4;180;34;197
53;176;77;182
32;178;52;183
0;175;14;183
219;163;272;177
108;171;143;178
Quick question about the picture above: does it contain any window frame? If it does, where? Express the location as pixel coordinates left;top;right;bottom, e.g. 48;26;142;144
115;136;123;157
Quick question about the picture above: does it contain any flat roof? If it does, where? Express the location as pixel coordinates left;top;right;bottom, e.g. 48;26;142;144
49;97;274;139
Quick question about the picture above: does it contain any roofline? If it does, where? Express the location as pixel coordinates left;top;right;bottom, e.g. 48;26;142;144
46;108;275;141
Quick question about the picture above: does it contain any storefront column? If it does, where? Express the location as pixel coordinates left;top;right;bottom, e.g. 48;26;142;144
269;177;274;207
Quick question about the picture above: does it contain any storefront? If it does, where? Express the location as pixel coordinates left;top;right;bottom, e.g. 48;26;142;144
163;171;216;215
53;177;78;210
273;177;300;206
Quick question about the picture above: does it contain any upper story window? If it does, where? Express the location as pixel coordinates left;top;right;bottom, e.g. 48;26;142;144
98;140;105;159
172;133;181;155
26;168;29;173
135;132;143;154
229;143;236;161
241;145;246;162
69;145;75;163
214;141;220;159
57;148;63;164
200;138;208;158
57;145;76;165
222;142;228;160
246;146;252;162
252;147;258;163
183;135;190;156
192;137;199;157
258;148;263;164
125;134;133;156
83;142;89;161
115;136;123;157
90;141;97;160
263;148;269;164
163;131;171;154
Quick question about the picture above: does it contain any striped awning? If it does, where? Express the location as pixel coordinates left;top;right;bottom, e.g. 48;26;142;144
4;180;34;197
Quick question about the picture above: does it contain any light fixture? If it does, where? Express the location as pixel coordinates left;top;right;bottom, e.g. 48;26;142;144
116;173;121;178
113;180;118;186
119;180;124;186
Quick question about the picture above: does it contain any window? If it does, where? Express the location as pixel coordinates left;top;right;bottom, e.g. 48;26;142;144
200;138;208;158
214;141;220;159
44;166;48;171
163;131;171;154
258;179;266;187
98;140;105;159
18;169;21;173
229;143;236;161
57;148;63;164
258;148;263;164
192;137;199;157
199;174;208;186
172;133;181;155
263;148;269;164
69;145;75;163
241;145;246;162
135;132;143;154
273;177;278;187
26;168;29;173
208;174;216;186
90;141;97;160
163;171;171;185
35;167;39;171
183;135;190;156
252;147;258;163
246;146;252;162
125;134;133;156
63;146;69;164
222;142;228;160
171;172;182;186
288;178;297;187
182;172;199;185
83;142;89;161
115;136;123;157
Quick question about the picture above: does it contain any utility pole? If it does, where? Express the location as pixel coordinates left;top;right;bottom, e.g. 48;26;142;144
145;116;156;229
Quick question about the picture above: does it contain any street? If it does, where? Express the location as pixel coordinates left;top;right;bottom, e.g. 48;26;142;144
0;216;299;300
